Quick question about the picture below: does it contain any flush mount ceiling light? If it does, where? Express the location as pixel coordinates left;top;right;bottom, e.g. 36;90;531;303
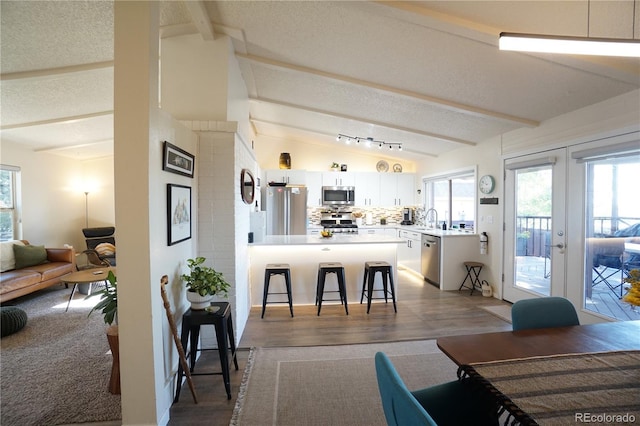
337;134;402;151
499;0;640;57
499;33;640;57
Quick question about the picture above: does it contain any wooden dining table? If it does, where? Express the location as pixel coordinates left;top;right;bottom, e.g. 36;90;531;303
437;321;640;425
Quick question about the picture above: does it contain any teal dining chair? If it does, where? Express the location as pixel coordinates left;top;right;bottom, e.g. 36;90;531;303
374;352;498;426
511;297;579;331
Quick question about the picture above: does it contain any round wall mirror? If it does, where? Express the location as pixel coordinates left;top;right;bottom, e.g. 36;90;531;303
241;169;256;205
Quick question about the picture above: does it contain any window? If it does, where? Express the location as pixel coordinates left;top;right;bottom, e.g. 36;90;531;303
423;168;475;230
0;165;21;241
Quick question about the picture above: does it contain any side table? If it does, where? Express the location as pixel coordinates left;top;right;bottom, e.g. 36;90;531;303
174;302;239;401
61;267;116;312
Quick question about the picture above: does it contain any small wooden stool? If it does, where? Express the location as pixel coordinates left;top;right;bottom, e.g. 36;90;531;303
458;262;484;295
360;261;397;314
262;263;294;318
316;262;348;316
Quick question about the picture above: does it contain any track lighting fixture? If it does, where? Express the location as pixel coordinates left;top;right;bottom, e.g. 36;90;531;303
337;134;402;151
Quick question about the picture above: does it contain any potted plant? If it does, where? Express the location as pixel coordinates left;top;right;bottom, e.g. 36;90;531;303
181;257;230;310
88;270;120;394
330;162;340;172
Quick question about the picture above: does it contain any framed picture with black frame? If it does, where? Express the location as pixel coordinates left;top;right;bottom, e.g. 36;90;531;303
167;184;192;246
163;141;195;178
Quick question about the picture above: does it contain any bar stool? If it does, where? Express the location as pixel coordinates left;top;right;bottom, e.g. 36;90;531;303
316;262;348;316
262;263;294;318
174;302;238;401
458;262;484;295
360;261;397;314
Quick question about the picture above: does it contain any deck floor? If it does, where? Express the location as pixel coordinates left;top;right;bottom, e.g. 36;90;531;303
516;256;639;321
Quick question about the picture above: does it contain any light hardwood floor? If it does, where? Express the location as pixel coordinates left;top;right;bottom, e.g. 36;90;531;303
168;269;513;425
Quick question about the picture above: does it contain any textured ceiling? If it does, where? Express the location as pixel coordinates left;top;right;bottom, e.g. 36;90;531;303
1;1;638;161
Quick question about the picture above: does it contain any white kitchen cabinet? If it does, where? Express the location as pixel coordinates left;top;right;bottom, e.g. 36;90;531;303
380;173;415;206
322;171;355;186
265;169;307;185
397;229;421;274
359;227;384;235
305;171;323;206
396;173;416;206
354;172;380;206
307;227;322;236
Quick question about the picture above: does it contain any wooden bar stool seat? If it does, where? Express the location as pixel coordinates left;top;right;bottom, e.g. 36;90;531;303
360;261;397;313
316;262;348;316
262;263;294;318
458;262;484;295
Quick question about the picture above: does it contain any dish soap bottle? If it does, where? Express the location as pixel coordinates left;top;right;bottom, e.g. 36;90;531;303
441;221;447;230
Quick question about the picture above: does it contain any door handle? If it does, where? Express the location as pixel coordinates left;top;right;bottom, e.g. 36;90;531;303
553;243;565;249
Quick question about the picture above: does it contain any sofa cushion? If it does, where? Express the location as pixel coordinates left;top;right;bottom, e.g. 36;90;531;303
0;240;25;272
13;244;48;269
0;270;41;294
23;262;74;281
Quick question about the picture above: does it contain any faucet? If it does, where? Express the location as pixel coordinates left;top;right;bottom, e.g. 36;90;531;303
425;208;438;229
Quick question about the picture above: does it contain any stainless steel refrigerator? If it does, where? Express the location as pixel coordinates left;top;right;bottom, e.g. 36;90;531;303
263;185;308;235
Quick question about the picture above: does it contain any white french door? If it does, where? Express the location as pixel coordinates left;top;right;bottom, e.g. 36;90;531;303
503;149;567;303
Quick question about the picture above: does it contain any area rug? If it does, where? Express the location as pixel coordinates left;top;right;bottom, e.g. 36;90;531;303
0;286;121;425
230;340;458;426
480;304;512;323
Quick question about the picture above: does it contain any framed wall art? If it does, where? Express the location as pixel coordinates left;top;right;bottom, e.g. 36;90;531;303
163;141;195;178
167;184;192;246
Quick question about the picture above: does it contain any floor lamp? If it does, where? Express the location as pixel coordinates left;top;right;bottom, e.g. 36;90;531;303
84;191;89;228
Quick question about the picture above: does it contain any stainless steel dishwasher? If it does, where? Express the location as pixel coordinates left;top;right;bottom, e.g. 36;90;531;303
421;234;440;287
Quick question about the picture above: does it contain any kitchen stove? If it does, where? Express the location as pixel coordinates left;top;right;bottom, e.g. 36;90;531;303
322;223;358;234
320;210;358;234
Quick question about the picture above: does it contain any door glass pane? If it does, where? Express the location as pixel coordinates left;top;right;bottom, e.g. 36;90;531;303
584;158;640;320
514;166;551;296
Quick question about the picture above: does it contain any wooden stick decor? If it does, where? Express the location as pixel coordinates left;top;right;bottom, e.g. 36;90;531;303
160;275;198;404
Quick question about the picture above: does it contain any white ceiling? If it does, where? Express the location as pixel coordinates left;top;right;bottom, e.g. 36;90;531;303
1;1;639;161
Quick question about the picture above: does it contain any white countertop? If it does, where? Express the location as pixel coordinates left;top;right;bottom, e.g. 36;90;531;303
310;223;477;237
251;234;404;246
399;226;478;237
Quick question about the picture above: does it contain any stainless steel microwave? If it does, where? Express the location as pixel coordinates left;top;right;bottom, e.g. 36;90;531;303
322;186;355;206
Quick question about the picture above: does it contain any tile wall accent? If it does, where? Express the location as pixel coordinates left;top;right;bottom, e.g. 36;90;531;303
308;206;408;226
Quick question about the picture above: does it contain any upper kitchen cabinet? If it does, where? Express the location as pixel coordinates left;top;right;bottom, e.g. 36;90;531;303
354;172;380;206
265;169;307;185
322;171;355;187
306;171;323;206
380;173;416;206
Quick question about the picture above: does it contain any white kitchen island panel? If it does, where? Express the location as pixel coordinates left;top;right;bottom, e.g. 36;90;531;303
249;234;403;306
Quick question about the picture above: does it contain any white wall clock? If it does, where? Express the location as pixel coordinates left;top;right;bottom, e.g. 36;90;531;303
479;174;495;194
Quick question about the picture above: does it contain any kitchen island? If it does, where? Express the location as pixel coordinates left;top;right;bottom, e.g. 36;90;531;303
249;234;403;307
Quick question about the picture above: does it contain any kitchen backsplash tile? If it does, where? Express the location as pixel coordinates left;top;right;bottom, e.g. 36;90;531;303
308;206;414;226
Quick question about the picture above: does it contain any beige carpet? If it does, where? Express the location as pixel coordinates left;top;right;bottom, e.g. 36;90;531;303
0;286;121;425
230;340;458;426
480;305;512;323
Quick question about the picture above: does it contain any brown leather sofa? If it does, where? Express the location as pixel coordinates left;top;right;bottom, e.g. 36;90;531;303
0;240;75;303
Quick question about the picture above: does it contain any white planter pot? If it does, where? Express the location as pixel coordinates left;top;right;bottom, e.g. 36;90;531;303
186;291;213;310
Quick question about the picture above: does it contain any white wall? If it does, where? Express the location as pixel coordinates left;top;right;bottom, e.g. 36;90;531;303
0;140;114;250
413;89;640;301
416;137;504;297
255;134;417;173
